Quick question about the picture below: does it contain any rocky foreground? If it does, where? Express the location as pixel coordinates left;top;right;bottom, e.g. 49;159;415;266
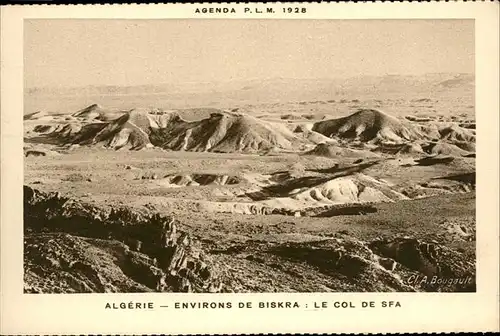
24;186;475;293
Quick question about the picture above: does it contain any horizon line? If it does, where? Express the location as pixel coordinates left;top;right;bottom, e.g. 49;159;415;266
25;72;475;91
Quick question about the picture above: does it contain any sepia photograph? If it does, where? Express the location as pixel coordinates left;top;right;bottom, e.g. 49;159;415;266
23;19;477;294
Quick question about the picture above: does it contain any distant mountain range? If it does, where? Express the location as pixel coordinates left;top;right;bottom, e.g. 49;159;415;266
25;73;474;114
26;73;474;98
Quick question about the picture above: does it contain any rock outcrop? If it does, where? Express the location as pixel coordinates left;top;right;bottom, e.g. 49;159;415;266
24;186;475;293
24;186;224;293
368;237;475;292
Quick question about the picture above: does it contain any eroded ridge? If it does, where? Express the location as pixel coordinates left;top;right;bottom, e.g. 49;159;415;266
24;186;475;293
24;186;223;293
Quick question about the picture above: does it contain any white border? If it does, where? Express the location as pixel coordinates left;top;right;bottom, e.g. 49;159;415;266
1;3;499;334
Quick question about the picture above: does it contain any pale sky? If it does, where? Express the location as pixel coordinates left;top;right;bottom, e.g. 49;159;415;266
24;19;474;88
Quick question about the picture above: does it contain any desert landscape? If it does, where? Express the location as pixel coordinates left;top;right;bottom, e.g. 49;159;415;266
23;20;476;293
23;73;476;293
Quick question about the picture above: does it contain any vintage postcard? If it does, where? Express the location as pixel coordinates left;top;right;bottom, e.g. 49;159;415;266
1;2;499;335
